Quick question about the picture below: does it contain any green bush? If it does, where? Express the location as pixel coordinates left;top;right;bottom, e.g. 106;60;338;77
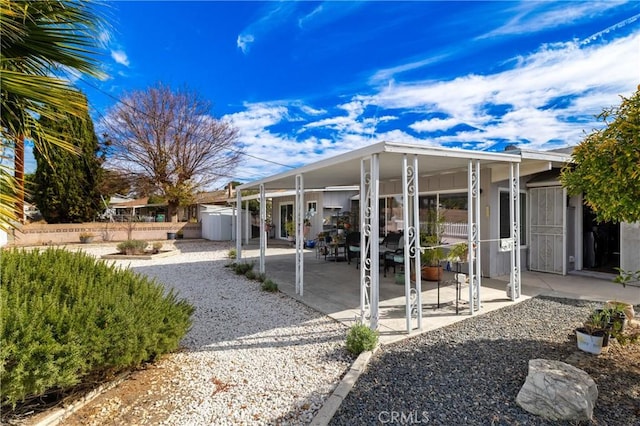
228;248;237;259
245;270;256;280
116;239;147;255
255;272;267;283
0;248;194;408
261;279;278;292
233;262;253;275
345;323;378;355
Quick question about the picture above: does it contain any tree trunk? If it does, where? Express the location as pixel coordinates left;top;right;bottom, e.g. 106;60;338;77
15;136;25;223
168;202;179;223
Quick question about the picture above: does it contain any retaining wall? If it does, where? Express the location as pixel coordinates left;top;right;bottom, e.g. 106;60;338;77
9;222;202;246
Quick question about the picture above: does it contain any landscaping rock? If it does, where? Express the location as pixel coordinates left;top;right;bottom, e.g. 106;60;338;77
516;359;597;421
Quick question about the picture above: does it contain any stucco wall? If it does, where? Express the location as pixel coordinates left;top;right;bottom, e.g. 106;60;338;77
10;222;201;246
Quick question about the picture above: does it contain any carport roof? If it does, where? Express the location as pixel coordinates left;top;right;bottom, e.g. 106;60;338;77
238;141;523;191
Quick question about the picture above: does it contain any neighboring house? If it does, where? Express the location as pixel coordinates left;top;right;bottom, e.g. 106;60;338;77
105;190;230;223
187;190;229;222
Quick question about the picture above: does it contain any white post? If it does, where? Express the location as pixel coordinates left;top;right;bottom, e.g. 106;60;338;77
412;155;422;331
509;162;521;300
475;160;482;308
370;154;380;330
295;174;304;296
244;200;250;245
235;190;242;261
259;184;266;274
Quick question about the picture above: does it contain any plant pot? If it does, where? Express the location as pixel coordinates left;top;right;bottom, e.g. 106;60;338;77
176;233;184;240
422;266;443;281
79;237;93;244
605;300;635;321
575;327;606;354
167;232;176;240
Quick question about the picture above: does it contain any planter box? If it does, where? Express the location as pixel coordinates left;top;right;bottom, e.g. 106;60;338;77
575;328;605;355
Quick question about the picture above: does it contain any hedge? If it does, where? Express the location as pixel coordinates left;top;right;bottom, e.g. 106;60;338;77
0;248;194;408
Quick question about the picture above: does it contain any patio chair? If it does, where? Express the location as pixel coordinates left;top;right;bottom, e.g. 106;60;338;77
381;232;403;277
346;232;361;267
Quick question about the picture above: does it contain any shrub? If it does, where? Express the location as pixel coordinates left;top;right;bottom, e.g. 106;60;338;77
255;272;267;283
234;262;253;275
228;248;237;259
261;279;278;292
245;270;256;280
116;239;147;255
345;323;378;356
0;248;194;408
152;242;163;253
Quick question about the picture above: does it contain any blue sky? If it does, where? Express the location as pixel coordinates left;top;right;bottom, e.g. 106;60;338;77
28;1;640;185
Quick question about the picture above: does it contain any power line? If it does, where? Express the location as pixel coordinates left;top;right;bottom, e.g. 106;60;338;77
76;76;296;170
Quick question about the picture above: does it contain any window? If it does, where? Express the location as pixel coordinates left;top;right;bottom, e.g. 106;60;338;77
499;191;527;245
307;201;317;217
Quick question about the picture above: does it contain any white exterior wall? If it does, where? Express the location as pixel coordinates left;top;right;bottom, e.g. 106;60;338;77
620;222;640;273
273;191;357;240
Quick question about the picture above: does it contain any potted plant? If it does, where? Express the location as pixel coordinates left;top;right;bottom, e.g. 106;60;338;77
285;221;296;241
176;229;184;240
576;308;610;354
419;206;447;281
604;300;635;322
421;234;444;281
79;232;95;244
447;242;469;263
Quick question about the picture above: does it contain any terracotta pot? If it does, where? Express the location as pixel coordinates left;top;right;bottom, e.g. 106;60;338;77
421;266;443;281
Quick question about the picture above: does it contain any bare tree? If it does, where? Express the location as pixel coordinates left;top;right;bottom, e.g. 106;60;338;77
102;83;242;221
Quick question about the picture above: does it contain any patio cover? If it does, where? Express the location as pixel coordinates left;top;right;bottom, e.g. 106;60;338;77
236;141;524;333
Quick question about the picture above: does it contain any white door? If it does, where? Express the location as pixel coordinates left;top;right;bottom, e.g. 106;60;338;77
529;187;566;274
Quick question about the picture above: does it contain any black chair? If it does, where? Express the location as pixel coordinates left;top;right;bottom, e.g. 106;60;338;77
380;232;402;276
346;232;361;267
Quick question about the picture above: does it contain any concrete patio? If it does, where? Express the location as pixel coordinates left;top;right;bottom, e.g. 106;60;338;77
240;240;640;345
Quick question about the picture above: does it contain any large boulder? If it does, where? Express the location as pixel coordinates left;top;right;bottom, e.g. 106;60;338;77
516;359;598;421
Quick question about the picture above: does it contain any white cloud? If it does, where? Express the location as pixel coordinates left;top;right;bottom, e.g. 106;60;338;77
299;105;326;116
111;50;130;67
236;34;255;54
298;2;364;30
370;32;639;147
410;118;459;133
479;1;628;39
236;3;298;55
370;53;453;84
225;29;639;182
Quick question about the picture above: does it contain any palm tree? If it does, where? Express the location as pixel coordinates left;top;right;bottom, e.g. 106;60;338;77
0;0;106;230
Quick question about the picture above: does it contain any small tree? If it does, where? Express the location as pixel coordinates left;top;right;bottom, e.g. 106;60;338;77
102;83;243;222
560;86;640;224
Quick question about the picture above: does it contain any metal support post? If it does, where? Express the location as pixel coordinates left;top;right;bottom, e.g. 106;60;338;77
295;174;304;296
235;190;242;261
259;184;266;274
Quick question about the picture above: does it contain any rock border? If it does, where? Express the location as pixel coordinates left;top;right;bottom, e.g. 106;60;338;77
100;249;179;260
30;372;131;426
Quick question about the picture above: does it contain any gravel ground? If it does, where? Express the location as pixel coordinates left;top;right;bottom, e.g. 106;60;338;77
45;241;354;425
331;296;640;425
